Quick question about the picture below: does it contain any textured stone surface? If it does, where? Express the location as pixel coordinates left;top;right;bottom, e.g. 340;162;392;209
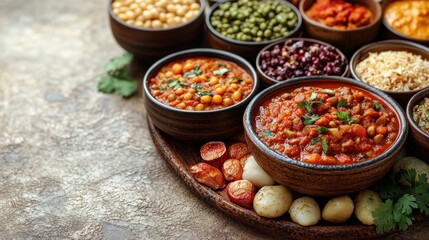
0;0;427;239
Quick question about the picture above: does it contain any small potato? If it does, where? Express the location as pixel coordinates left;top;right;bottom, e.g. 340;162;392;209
253;185;292;218
289;197;321;226
242;155;275;188
354;190;382;225
394;156;429;184
322;195;354;223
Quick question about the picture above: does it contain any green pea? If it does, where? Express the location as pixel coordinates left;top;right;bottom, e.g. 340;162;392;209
287;20;296;29
264;29;272;38
257;30;263;37
287;12;296;20
251;28;258;36
260;22;267;30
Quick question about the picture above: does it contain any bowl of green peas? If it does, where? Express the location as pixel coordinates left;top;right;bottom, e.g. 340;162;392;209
205;0;302;62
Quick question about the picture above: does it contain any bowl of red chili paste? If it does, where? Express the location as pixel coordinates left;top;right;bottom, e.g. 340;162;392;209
243;76;407;196
143;48;259;142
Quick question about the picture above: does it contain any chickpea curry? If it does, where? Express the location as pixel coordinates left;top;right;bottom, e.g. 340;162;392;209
149;57;254;111
255;85;399;165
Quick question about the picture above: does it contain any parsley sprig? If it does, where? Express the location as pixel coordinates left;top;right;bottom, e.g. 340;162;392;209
184;66;202;78
97;53;138;97
213;67;228;76
373;169;429;234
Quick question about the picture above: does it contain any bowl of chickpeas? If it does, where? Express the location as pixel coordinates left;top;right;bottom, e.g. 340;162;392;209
205;0;302;62
143;48;259;141
109;0;206;62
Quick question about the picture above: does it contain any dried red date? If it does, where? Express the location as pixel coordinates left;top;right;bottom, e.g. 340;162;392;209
229;143;250;160
222;159;243;182
200;141;227;161
190;162;225;189
226;180;256;209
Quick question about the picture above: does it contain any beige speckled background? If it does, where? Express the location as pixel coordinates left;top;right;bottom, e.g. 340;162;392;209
0;0;427;239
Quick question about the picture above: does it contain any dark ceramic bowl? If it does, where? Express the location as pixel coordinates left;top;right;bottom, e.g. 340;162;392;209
299;0;382;55
350;40;429;109
243;76;408;196
256;37;349;88
406;88;429;162
143;48;259;142
205;0;302;62
108;0;206;63
382;0;429;47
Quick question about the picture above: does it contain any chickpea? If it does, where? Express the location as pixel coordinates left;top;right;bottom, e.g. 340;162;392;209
142;10;152;20
374;134;384;144
176;102;186;109
126;10;135;19
183;63;194;72
174;87;184;95
223;97;233;106
112;2;122;8
167;94;176;102
209;76;219;85
188;88;196;94
215;87;225;95
212;95;223;105
230;83;239;90
172;63;183;74
165;71;173;78
195;103;204;111
200;95;212;104
184;92;193;100
190;2;200;10
118;13;128;21
233;91;242;101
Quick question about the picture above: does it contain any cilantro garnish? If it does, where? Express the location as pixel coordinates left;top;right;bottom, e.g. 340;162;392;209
167;79;186;90
298;101;312;113
213;67;229;76
97;53;137;97
310;92;318;101
260;130;274;138
310;136;329;154
317;126;329;134
338;110;357;125
184;66;202;78
231;77;244;83
324;89;335;95
197;91;213;97
373;169;429;234
303;113;319;125
337;99;347;108
374;101;381;111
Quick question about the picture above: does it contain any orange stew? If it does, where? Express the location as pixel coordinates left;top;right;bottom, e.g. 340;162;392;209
255;85;399;165
306;0;373;30
149;57;254;111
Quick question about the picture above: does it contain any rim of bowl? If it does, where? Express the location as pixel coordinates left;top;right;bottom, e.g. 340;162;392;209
406;88;429;139
108;0;206;31
205;0;302;46
299;0;382;33
243;76;408;171
350;39;429;95
381;0;429;43
143;48;259;114
255;37;349;84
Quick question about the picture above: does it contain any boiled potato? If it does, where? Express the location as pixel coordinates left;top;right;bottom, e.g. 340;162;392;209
354;189;381;225
394;156;429;184
288;196;321;226
242;155;275;188
253;185;292;218
322;195;354;223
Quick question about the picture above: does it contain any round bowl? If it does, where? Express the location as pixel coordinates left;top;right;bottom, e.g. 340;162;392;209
108;0;206;63
299;0;382;55
143;48;259;142
406;88;429;162
243;76;408;196
256;37;349;88
205;0;302;62
350;40;429;109
381;0;429;47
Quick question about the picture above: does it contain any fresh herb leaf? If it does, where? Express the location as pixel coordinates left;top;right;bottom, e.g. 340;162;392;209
310;92;318;101
167;79;186;90
311;100;325;105
317;126;329;133
191;83;202;91
373;199;396;234
337;110;356;124
197;91;213;97
374;101;381;111
260;130;274;138
231;77;244;83
298;100;312;113
213;67;229;76
321;137;329;154
97;53;137;97
184;66;202;78
324;89;335;95
311;137;320;145
303;113;319;125
425;110;429;120
337;99;347;108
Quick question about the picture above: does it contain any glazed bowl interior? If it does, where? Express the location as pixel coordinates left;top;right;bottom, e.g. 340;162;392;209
143;48;259;141
243;76;408;196
350;40;429;108
255;37;349;87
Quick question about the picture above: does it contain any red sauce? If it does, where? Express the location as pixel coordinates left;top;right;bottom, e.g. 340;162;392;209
254;85;399;165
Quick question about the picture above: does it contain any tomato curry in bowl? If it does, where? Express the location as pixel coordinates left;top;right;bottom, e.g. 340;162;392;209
243;76;407;196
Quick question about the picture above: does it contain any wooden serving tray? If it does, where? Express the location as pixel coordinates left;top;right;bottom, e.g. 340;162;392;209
148;117;395;239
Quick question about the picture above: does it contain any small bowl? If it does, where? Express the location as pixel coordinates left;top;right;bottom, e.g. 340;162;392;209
143;48;259;142
299;0;382;55
108;0;206;63
243;76;407;196
382;0;429;47
350;40;429;109
256;37;349;88
406;88;429;162
205;0;302;62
